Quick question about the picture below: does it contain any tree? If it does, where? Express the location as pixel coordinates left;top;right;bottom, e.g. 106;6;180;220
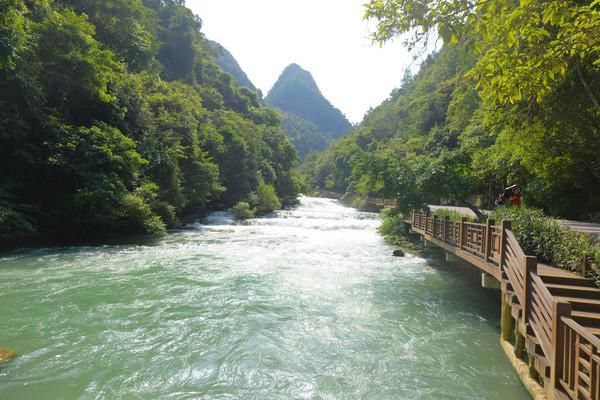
0;0;28;71
364;0;600;110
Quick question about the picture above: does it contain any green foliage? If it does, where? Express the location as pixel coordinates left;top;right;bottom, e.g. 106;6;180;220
377;208;421;249
364;0;600;109
0;0;28;71
254;181;281;215
306;0;598;220
230;201;255;220
280;112;330;159
0;0;300;242
431;209;474;222
378;208;406;238
35;7;120;122
56;0;156;71
120;185;166;234
351;196;369;211
492;206;599;280
0;189;33;235
304;37;598;218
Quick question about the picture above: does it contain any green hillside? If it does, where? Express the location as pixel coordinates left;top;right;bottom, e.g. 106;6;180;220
280;112;329;159
209;40;258;92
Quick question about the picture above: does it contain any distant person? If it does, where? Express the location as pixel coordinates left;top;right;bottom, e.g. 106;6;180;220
494;193;505;208
507;185;522;206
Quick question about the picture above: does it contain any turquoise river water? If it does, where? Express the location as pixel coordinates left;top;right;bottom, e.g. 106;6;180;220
0;196;530;399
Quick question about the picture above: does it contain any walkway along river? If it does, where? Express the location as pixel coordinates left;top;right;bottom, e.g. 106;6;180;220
0;197;530;399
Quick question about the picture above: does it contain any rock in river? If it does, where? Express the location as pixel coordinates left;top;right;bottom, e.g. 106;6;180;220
0;348;17;364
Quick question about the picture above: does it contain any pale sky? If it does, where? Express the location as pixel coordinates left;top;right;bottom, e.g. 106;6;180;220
187;0;417;123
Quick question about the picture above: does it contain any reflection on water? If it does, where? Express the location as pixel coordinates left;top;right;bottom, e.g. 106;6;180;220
0;196;529;399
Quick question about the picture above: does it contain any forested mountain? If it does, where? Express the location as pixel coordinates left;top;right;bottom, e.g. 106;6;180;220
208;40;258;92
0;0;300;241
305;35;600;218
279;112;329;159
266;64;352;158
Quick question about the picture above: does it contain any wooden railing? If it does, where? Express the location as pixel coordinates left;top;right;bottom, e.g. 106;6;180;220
529;270;554;362
461;221;486;259
504;230;526;306
559;317;600;400
488;224;502;266
410;211;599;400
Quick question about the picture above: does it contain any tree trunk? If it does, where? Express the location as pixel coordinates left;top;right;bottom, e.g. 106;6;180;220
460;199;486;221
576;64;600;111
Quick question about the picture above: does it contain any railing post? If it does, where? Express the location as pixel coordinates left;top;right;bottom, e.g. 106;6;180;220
412;210;416;227
444;216;450;243
581;252;589;278
550;301;572;394
522;255;538;322
459;217;467;249
499;220;512;270
485;219;495;263
433;215;438;238
425;212;430;237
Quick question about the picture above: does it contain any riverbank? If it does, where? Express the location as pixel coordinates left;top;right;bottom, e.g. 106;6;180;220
0;198;302;251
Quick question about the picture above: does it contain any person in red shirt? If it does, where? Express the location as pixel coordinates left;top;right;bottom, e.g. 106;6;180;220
508;186;522;206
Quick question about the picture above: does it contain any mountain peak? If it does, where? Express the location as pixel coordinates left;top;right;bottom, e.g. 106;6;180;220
266;64;351;139
282;63;308;75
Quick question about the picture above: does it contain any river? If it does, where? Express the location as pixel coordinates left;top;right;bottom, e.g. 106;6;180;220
0;196;529;399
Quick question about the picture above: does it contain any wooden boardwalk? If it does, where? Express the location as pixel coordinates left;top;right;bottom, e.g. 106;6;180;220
425;205;600;240
409;213;600;400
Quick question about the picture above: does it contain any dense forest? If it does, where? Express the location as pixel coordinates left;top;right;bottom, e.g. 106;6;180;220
305;0;600;219
0;0;301;242
266;64;352;158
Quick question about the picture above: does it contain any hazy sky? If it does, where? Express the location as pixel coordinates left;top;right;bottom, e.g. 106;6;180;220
187;0;417;123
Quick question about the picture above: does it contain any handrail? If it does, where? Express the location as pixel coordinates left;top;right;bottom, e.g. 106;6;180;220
561;316;600;349
409;212;599;400
559;316;600;400
529;271;555;359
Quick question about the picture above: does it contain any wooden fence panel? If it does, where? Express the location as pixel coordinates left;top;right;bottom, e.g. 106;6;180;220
488;225;502;266
461;222;486;259
559;317;600;400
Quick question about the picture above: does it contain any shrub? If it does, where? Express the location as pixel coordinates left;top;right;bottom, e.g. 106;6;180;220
255;181;281;215
121;191;165;234
378;208;406;238
351;196;369;211
231;201;255;220
431;208;475;222
0;191;34;234
492;206;598;282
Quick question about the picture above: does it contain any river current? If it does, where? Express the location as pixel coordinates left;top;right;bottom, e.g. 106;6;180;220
0;196;529;399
